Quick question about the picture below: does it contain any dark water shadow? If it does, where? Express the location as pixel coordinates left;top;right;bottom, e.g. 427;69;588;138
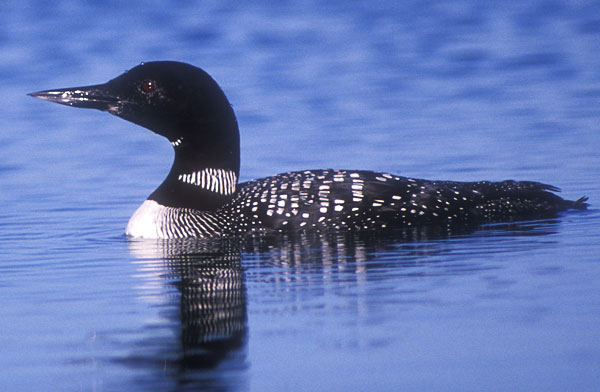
240;219;563;270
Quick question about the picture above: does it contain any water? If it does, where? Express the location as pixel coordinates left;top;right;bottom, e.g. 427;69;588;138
2;1;600;390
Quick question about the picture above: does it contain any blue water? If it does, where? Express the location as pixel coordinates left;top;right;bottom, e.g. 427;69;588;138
2;1;600;391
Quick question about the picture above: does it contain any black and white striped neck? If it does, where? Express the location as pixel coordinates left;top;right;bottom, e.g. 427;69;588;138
148;144;239;211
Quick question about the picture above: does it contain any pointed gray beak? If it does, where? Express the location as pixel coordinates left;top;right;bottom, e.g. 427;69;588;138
28;84;121;112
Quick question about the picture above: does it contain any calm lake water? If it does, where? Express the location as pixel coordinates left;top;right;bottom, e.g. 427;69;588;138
2;1;600;391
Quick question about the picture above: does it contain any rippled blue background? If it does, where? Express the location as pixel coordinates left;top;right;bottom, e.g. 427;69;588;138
2;1;599;391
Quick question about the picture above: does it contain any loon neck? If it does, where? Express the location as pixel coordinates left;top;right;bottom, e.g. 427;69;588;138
148;142;240;211
144;75;241;211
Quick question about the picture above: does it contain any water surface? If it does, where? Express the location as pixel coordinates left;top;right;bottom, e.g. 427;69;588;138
1;1;600;391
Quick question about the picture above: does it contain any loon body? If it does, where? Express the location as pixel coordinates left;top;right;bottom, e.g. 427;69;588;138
29;61;588;239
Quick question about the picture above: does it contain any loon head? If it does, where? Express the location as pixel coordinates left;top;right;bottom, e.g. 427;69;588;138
29;61;240;174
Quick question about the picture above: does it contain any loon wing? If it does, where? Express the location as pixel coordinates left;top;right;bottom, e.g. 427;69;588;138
230;170;586;233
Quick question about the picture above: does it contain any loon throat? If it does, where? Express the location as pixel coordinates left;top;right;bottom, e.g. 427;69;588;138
28;61;588;239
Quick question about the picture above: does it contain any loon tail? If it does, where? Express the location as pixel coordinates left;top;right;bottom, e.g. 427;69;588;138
569;196;589;210
514;182;589;211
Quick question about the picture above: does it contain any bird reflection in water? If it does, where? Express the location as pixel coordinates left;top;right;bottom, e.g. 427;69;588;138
128;238;248;390
125;221;562;389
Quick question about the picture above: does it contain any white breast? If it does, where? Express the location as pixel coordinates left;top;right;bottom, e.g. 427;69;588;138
125;200;166;239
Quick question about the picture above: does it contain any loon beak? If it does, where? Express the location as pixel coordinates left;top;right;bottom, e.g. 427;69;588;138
28;84;121;112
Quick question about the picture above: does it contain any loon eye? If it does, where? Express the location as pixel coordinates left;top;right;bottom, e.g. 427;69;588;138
141;80;156;93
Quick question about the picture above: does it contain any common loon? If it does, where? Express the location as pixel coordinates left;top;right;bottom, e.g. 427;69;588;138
29;61;588;239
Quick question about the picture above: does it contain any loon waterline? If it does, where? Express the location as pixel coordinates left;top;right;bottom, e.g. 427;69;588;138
29;61;587;239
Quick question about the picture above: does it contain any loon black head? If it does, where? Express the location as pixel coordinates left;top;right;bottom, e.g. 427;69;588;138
28;61;240;176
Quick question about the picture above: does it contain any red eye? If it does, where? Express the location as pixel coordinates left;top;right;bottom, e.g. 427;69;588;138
141;80;155;93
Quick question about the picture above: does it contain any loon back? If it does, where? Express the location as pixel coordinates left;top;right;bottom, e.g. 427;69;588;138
28;61;588;239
